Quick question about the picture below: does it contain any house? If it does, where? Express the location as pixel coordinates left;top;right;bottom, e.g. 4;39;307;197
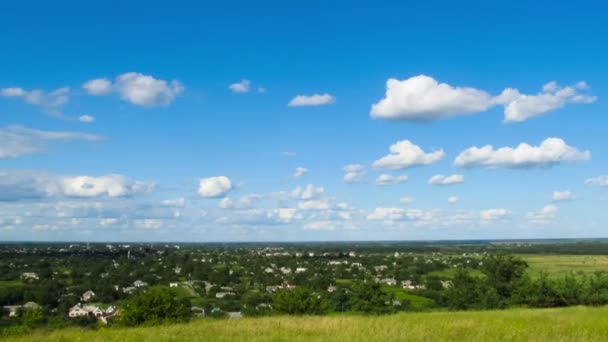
133;280;148;288
83;305;104;317
81;290;95;302
280;267;291;274
227;312;242;319
381;278;397;286
68;305;90;318
122;286;137;294
264;267;274;273
215;292;235;299
22;302;40;310
169;282;178;287
20;272;39;280
327;285;337;293
295;267;307;274
2;305;21;317
266;285;281;293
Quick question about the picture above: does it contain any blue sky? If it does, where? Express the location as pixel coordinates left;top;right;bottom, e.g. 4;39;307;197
0;0;607;241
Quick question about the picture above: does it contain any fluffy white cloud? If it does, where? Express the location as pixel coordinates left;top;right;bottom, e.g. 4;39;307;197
343;164;365;184
273;208;299;223
83;72;183;106
1;86;69;116
552;191;575;202
367;207;406;221
498;81;596;123
229;79;251;93
292;184;324;200
293;167;308;178
400;197;416;204
0;126;102;159
370;75;595;123
137;219;164;230
161;197;186;207
78;115;95;123
198;176;233;198
220;194;263;209
373;140;444;170
376;174;408;185
288;93;335;107
585;175;608;187
428;174;464;185
298;199;330;210
371;75;493;120
83;78;112;95
219;197;233;209
448;196;460;204
0;171;154;200
526;205;558;224
455;138;590;169
480;208;510;220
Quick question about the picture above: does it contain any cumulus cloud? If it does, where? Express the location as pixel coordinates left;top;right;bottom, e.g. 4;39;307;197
0;170;154;201
455;138;590;169
371;75;493;120
273;208;299;223
373;140;444;170
1;86;69;116
229;79;251;93
498;81;596;123
0;125;102;159
161;197;186;207
137;219;164;230
367;207;406;221
370;75;595;123
288;93;335;107
298;199;330;210
83;72;183;106
218;197;233;209
428;174;464;185
293;167;308;178
585;175;608;187
343;164;365;184
78;115;95;123
552;191;575;202
480;208;510;220
526;205;558;224
448;196;460;204
83;78;112;95
375;174;408;185
291;184;324;200
198;176;233;198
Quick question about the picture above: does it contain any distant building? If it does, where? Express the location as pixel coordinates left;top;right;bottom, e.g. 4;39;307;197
81;290;96;302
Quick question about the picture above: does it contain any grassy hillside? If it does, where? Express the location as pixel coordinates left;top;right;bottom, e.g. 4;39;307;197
9;306;608;342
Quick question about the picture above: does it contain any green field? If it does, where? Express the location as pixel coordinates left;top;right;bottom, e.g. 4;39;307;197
522;254;608;277
8;306;608;342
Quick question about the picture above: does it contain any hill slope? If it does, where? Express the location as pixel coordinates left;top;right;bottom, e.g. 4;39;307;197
9;306;608;342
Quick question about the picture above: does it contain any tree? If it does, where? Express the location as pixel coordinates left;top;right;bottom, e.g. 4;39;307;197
481;253;527;301
119;287;191;326
350;280;395;314
272;287;329;315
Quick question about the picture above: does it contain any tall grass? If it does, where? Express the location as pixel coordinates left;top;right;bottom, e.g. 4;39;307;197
7;306;608;341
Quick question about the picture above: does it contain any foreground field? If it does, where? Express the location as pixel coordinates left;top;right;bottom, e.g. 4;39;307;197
9;306;608;342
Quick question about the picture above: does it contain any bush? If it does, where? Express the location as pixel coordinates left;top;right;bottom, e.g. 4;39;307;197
119;287;191;326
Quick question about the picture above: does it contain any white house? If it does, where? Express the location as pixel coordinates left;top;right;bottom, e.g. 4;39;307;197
295;267;307;274
20;272;39;280
133;280;148;288
81;290;96;302
169;282;178;287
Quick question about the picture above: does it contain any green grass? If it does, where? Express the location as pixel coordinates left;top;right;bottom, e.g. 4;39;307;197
8;306;608;341
521;254;608;277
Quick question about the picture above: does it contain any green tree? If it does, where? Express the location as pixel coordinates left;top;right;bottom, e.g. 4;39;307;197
119;287;191;326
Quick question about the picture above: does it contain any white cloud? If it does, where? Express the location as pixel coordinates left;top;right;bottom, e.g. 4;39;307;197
376;174;408;185
585;175;608;187
480;208;510;220
373;140;444;170
455;138;590;169
298;199;330;210
293;167;308;178
83;72;183;107
273;208;299;223
371;75;493;121
83;78;112;95
0;170;154;200
526;205;558;224
428;174;464;185
0;125;102;159
161;197;186;207
399;197;416;204
1;86;70;116
370;75;595;123
343;164;365;184
198;176;233;198
448;196;460;204
78;115;95;123
288;93;335;107
219;197;233;209
100;218;118;226
497;81;596;123
292;184;324;200
552;191;575;202
229;79;251;93
367;207;406;221
137;219;164;230
304;220;337;231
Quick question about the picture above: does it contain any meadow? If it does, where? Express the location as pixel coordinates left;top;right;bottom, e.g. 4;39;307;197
8;306;608;342
522;254;608;277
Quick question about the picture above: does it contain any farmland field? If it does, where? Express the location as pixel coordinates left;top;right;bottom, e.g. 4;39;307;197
521;254;608;277
8;306;608;342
